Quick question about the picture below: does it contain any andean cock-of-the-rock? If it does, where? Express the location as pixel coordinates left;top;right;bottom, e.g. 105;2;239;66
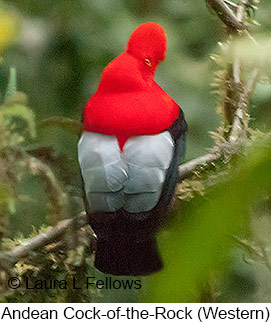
78;22;188;276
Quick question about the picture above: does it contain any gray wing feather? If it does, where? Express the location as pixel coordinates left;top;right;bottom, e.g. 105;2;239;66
78;131;174;213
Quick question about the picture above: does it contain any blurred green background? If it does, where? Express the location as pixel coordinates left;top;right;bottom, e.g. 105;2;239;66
2;0;225;160
1;0;227;239
0;0;271;302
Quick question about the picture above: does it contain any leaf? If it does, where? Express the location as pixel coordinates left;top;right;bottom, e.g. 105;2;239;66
0;104;36;138
4;67;17;103
38;117;82;136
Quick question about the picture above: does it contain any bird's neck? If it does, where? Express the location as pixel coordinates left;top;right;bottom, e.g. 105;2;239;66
97;53;155;94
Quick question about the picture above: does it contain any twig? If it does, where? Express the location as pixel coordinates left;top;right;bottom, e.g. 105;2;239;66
232;235;271;271
229;0;258;143
178;150;222;181
224;0;239;10
0;212;87;266
178;0;258;178
179;65;259;180
206;0;247;33
229;67;259;143
236;0;248;22
229;14;260;142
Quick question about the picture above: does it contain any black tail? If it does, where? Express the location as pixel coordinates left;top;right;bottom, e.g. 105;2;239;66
94;235;162;276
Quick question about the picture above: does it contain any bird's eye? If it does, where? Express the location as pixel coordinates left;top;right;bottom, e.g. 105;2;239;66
144;58;152;67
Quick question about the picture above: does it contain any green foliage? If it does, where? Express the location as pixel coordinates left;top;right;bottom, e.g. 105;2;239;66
0;0;270;304
1;226;95;302
1;104;36;139
144;137;271;302
0;68;36;146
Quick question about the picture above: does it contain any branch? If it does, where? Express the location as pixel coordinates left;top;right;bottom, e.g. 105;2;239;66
178;150;222;181
229;0;258;143
229;67;259;143
236;0;248;22
0;212;87;267
180;65;259;180
179;0;258;179
206;0;247;33
0;150;223;264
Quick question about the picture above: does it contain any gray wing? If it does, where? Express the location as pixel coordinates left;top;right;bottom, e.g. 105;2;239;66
78;131;174;213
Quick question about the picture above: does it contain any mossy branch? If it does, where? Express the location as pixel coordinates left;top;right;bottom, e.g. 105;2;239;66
176;0;260;180
178;64;258;180
0;212;87;267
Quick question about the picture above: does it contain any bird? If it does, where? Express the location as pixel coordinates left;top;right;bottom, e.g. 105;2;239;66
78;22;187;276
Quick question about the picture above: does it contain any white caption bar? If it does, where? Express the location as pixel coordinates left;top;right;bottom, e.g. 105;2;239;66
0;304;269;322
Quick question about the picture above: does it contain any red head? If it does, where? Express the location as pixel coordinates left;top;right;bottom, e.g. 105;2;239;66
97;22;167;93
126;22;167;72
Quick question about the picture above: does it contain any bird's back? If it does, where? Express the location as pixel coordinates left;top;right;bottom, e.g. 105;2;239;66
78;130;174;213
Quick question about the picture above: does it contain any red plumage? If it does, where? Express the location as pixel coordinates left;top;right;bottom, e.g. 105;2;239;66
80;22;188;275
83;22;179;150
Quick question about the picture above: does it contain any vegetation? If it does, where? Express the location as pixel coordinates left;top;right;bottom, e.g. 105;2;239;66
0;0;271;302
